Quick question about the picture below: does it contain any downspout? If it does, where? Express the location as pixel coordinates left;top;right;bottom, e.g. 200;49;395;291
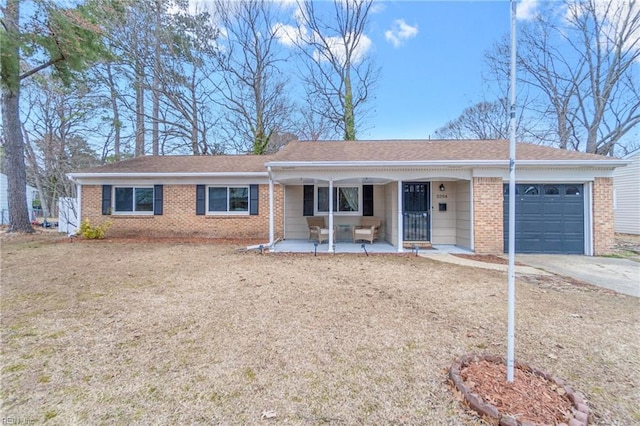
469;179;474;251
397;180;403;252
76;183;82;236
328;178;334;252
586;181;594;256
268;166;274;245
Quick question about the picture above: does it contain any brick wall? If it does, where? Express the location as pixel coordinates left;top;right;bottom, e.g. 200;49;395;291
81;184;284;240
473;177;504;254
592;177;614;255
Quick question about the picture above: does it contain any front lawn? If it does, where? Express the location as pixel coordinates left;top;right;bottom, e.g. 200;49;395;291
1;235;638;424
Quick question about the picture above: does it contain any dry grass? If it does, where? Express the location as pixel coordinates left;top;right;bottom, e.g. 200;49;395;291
1;234;639;425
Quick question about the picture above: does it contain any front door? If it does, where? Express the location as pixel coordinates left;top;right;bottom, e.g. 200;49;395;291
403;182;431;241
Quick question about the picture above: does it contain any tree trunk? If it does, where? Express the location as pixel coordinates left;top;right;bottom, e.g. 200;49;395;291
106;63;121;160
343;74;356;140
135;57;145;157
152;0;161;156
1;0;34;233
2;90;34;232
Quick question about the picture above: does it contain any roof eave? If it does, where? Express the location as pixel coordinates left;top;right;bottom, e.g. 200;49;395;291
68;171;269;182
266;159;629;168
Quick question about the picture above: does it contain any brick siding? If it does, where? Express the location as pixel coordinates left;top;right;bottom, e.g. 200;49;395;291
473;177;504;254
81;184;283;240
592;177;614;255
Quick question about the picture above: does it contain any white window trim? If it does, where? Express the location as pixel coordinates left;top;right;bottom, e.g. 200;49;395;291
314;184;362;216
206;185;250;215
112;186;154;215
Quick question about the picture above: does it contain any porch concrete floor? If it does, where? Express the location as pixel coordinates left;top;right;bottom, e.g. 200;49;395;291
271;239;473;255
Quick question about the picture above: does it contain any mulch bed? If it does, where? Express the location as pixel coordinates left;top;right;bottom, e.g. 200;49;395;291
450;355;590;425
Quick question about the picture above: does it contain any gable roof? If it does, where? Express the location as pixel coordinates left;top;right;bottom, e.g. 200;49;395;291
268;139;620;164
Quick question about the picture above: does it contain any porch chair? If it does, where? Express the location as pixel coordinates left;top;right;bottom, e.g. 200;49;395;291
306;217;333;244
352;217;381;244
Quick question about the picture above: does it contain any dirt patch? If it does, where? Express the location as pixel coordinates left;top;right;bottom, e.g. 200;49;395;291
613;233;640;261
451;254;527;266
1;234;638;424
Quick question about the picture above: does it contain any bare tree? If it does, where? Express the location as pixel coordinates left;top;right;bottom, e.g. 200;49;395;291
486;0;640;155
209;0;293;154
294;0;378;140
21;75;102;218
154;4;224;155
94;0;221;157
294;101;339;140
434;98;545;142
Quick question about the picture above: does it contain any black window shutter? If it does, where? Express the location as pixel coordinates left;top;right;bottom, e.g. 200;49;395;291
303;185;314;216
153;185;163;215
363;185;374;216
196;185;205;215
102;185;112;215
249;184;259;215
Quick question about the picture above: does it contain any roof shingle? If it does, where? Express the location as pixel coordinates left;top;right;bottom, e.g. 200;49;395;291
270;140;615;162
77;140;618;175
79;154;274;174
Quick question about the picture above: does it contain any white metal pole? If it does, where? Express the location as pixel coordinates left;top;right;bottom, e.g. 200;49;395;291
328;178;334;252
397;181;403;252
507;0;517;383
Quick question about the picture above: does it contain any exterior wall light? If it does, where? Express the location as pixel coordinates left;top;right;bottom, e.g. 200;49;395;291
439;184;445;191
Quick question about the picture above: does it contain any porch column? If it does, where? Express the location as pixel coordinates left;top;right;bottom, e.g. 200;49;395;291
268;167;274;245
397;180;403;252
328;178;334;252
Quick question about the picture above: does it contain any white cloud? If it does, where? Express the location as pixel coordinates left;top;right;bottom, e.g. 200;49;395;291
312;32;373;65
272;22;306;47
384;19;418;48
370;1;386;15
516;0;539;21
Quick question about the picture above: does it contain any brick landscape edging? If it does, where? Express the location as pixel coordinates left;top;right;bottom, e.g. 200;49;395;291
448;354;589;426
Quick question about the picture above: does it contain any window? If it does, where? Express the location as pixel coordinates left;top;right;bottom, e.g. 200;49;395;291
208;186;249;213
114;187;153;213
523;185;539;196
565;185;580;196
316;186;360;214
544;185;560;195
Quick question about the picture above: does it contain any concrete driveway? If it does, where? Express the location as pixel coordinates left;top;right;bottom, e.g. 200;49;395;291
516;255;640;297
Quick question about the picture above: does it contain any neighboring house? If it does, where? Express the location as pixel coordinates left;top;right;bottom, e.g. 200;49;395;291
0;173;37;225
68;140;627;255
613;152;640;235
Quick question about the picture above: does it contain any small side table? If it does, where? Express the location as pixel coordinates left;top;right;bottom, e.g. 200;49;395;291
336;224;353;242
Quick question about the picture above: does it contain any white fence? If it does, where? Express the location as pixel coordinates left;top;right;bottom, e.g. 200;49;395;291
58;197;78;235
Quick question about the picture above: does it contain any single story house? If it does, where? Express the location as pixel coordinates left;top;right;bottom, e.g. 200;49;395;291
68;139;627;255
613;151;640;235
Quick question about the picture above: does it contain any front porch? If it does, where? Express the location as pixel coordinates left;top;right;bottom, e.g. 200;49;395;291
271;239;474;254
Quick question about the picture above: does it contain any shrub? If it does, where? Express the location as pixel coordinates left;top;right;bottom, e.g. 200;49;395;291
78;219;112;239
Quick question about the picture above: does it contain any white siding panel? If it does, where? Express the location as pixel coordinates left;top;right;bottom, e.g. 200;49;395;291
431;181;457;244
613;153;640;235
284;185;308;239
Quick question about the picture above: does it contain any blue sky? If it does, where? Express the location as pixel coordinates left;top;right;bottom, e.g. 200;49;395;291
368;1;512;139
358;1;514;139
